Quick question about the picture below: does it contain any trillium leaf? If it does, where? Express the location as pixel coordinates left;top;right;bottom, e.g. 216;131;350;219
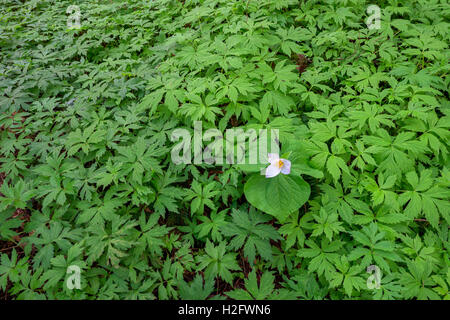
236;162;266;173
244;173;310;222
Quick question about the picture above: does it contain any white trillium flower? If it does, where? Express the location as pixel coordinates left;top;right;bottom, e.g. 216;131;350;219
265;153;291;178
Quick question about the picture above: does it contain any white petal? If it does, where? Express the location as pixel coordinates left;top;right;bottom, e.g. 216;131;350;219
267;153;279;164
280;159;291;175
265;163;281;178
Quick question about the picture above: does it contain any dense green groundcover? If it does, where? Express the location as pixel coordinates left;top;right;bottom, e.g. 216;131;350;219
0;0;449;300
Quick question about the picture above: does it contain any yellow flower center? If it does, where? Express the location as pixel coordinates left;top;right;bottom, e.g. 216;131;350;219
276;159;284;168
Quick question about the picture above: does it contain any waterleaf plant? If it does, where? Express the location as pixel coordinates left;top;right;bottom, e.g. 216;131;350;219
0;0;448;301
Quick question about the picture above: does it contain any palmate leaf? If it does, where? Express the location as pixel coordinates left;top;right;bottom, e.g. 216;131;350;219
0;209;22;240
221;207;281;264
319;183;372;225
399;169;450;228
85;216;137;268
297;238;342;278
136;212;171;257
311;205;345;241
227;270;297;300
278;210;311;250
184;180;220;215
432;269;450;300
23;221;83;270
9;267;46;300
41;242;87;290
195;209;228;242
178;274;215;300
65;124;106;156
0;249;29;291
362;173;399;210
151;172;184;215
196;241;240;285
399;260;441;300
179;93;222;123
244;173;310;222
348;223;402;272
328;256;366;297
362;129;429;176
260;90;295;115
76;189;127;225
114;137;164;184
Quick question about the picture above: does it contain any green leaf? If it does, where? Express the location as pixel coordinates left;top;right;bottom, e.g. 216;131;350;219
244;173;310;222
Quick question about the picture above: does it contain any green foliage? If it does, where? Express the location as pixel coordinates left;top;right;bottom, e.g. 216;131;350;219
244;174;310;222
227;270;297;300
196;241;240;285
221;207;281;265
0;0;449;300
178;274;215;300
